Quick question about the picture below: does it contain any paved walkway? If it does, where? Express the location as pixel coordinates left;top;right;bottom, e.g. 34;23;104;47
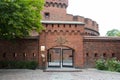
0;68;120;80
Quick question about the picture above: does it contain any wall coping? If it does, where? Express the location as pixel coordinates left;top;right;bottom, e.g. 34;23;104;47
84;36;120;40
41;20;85;25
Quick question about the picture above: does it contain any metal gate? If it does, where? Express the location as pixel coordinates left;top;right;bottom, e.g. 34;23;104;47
47;47;74;68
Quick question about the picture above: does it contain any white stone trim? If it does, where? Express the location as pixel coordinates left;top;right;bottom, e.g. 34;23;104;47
41;20;85;25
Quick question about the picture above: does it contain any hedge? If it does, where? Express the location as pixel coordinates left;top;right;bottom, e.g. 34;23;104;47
0;61;38;70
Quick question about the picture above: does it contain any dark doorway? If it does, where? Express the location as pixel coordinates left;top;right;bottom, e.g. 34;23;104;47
47;47;74;68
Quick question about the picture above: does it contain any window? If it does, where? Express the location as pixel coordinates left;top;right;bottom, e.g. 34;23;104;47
33;53;36;57
112;53;115;57
75;24;77;27
58;24;60;27
13;53;17;57
3;53;6;58
103;53;106;57
73;16;78;21
69;24;71;28
86;53;89;57
94;53;98;57
44;12;50;19
23;53;26;57
46;24;48;27
63;24;65;27
85;18;88;24
52;24;54;27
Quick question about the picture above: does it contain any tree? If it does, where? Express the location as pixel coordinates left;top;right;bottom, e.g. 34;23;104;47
0;0;44;39
106;29;120;36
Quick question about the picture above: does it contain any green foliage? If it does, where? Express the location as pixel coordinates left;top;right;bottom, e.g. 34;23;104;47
0;61;38;69
96;58;120;72
116;64;120;72
95;59;107;70
106;29;120;36
27;61;38;69
106;58;118;71
0;0;44;39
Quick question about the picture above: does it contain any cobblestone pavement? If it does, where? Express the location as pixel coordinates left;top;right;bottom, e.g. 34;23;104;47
0;68;120;80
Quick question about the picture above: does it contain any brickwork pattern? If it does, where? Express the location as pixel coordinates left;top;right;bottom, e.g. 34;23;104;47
0;39;39;62
83;38;120;67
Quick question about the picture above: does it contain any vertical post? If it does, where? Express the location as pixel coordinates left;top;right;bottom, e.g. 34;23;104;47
41;46;46;70
61;47;62;68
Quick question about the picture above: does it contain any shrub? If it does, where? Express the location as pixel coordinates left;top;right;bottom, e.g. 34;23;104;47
27;61;38;70
0;61;38;69
106;58;118;71
0;61;9;68
96;58;120;72
115;61;120;72
95;59;107;70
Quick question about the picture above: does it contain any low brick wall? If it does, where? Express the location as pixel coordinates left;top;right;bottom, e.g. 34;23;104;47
83;37;120;68
0;39;39;62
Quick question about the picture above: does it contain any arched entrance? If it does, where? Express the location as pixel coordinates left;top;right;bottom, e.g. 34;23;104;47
47;46;74;68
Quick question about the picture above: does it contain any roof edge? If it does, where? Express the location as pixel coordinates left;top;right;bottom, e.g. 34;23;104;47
41;20;85;25
84;36;120;40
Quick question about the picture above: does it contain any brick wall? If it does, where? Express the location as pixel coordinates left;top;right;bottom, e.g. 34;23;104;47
0;39;39;62
39;23;85;68
83;37;120;68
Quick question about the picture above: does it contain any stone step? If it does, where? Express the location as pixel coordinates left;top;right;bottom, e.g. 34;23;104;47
44;68;82;72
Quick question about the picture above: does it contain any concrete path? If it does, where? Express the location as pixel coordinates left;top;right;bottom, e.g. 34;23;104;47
0;68;120;80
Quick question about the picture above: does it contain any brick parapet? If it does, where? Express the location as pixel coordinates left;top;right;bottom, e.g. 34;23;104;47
45;0;68;7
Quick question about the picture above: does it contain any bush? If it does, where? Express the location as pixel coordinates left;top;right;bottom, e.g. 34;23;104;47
0;61;9;68
96;58;120;72
27;61;38;70
0;61;38;69
106;58;118;71
115;62;120;72
95;59;107;70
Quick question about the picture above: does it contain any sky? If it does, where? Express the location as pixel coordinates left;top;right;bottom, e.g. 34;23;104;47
67;0;120;36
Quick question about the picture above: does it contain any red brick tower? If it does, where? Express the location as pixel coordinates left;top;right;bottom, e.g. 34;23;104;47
40;0;86;68
42;0;68;21
39;0;105;69
42;0;99;36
